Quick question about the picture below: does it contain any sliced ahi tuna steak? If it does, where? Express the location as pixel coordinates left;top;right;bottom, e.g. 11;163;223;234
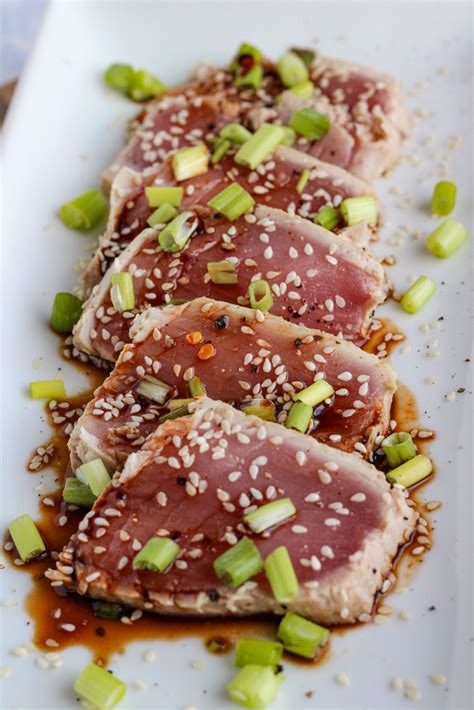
49;398;416;625
69;298;396;472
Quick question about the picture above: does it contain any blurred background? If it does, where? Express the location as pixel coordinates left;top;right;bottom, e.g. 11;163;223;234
0;0;47;122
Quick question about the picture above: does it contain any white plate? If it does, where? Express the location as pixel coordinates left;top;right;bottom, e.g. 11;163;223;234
1;1;472;708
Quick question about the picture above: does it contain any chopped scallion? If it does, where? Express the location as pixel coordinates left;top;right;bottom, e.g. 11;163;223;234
294;380;334;407
50;292;82;334
227;665;282;709
77;459;111;497
208;183;255;221
158;211;198;252
277;51;309;87
245;498;296;534
425;218;467;258
230;42;262;69
172;144;208;182
188;376;206;398
340;195;378;226
400;275;436;314
59;190;108;231
241;400;276;422
73;662;126;710
285;401;312;433
235;639;283;669
8;514;46;562
296;169;310;194
280;126;296;146
289;80;315;99
147;202;178;227
213;536;263;587
220;123;252;144
235;64;263;90
132;536;180;572
110;272;135;312
167;398;195;410
235;123;285;170
136;376;172;404
278;612;329;659
63;477;96;507
313;204;339;230
264;546;299;603
431;181;457;216
159;405;190;422
382;432;417;468
207;260;238;284
248;279;272;312
211;139;231;165
386;454;433;488
104;63;134;93
290;47;316;68
289;108;330;140
145;186;183;208
92;601;123;621
30;380;66;400
128;68;165;102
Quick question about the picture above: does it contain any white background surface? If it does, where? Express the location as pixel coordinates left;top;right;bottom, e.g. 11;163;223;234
0;1;472;708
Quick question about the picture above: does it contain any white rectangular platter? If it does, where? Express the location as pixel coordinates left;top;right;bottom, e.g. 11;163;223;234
0;1;472;708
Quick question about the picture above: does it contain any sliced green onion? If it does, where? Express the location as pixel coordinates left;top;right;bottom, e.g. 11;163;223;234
426;218;467;258
207;260;238;284
128;68;165;102
213;536;263;587
289;80;314;99
294;380;334;407
313;205;340;230
340;195;378;226
241;400;276;422
244;498;296;535
264;546;299;603
63;477;96;507
227;665;282;709
382;432;417;468
235;123;285;170
431;181;457;216
235;639;283;669
50;292;82;334
277;51;309;88
400;275;436;314
278;612;329;659
220;124;252;144
235;64;263;90
280;126;296;146
290;47;316;68
168;298;188;306
248;279;272;312
289;108;330;141
208;183;255;221
136;376;172;404
92;601;123;621
145;186;183;208
172;144;208;182
147;202;178;227
104;63;134;93
132;537;180;572
158;211;198;252
77;459;111;497
189;376;206;397
30;380;66;400
8;514;46;562
285;401;312;433
73;662;126;710
211;139;231;165
230;42;262;69
386;454;433;488
296;169;310;195
110;272;135;312
159;404;190;422
167;398;195;411
59;190;108;231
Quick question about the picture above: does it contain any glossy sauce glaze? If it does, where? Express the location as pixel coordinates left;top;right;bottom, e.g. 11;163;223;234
6;323;436;665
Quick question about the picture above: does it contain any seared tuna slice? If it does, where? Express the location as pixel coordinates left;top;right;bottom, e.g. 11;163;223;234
69;298;396;471
50;398;416;625
83;146;374;295
74;205;387;360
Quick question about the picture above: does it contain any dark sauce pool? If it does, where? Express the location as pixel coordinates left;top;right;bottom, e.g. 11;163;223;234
5;322;437;666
